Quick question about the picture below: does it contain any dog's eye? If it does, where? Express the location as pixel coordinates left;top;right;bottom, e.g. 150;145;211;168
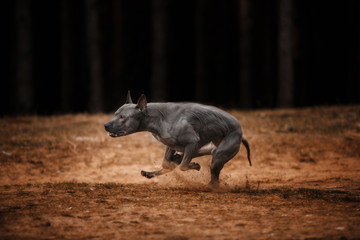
119;115;125;120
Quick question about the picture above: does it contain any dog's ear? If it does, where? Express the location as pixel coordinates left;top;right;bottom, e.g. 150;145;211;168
125;90;133;104
136;94;147;111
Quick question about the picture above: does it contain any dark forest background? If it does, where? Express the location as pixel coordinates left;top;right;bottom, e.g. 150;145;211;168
1;0;360;115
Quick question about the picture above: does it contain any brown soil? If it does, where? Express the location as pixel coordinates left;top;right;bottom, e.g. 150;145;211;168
1;106;360;239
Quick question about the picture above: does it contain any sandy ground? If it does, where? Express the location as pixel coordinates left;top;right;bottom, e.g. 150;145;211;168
0;105;359;239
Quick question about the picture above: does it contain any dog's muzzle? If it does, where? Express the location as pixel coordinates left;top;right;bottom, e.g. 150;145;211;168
104;122;125;137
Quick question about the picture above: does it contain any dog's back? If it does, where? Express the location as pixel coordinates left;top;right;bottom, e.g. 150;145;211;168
147;102;242;146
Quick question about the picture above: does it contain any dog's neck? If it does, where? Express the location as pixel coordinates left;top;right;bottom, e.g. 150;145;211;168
138;104;167;136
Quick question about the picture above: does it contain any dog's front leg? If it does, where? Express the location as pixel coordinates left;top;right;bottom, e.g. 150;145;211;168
141;147;180;179
179;144;201;171
161;147;182;169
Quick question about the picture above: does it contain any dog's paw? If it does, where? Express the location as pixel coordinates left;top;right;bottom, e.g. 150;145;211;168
208;179;220;189
141;170;154;179
189;162;201;171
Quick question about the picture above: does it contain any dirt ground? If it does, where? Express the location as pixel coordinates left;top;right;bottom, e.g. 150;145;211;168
0;105;360;239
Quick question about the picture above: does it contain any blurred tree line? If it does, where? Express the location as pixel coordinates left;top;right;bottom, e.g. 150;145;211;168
1;0;360;115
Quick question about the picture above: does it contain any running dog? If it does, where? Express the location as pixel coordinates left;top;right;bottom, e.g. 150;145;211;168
104;91;251;187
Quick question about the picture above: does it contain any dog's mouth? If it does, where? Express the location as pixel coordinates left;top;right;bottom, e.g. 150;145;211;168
107;131;126;137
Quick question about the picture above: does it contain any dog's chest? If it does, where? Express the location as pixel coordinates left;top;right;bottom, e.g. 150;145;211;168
151;133;184;152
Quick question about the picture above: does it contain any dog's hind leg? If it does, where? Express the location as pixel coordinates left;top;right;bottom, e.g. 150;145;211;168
209;131;242;187
141;147;181;179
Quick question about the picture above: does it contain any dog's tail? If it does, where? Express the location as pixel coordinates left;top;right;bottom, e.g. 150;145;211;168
241;137;252;166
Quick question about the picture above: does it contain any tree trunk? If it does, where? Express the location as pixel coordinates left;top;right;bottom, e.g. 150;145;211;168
111;0;123;93
195;0;207;103
238;0;252;108
15;0;33;114
85;0;103;112
151;0;167;101
358;2;360;103
60;0;71;112
277;0;294;108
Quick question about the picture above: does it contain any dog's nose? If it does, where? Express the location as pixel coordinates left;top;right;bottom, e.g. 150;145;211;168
104;122;111;131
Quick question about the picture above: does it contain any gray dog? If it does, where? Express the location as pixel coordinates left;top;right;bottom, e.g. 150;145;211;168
104;91;251;187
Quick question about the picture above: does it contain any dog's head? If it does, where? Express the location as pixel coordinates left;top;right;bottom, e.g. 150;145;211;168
104;91;147;137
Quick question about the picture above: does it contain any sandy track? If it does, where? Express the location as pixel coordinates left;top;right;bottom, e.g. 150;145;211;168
0;106;359;239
